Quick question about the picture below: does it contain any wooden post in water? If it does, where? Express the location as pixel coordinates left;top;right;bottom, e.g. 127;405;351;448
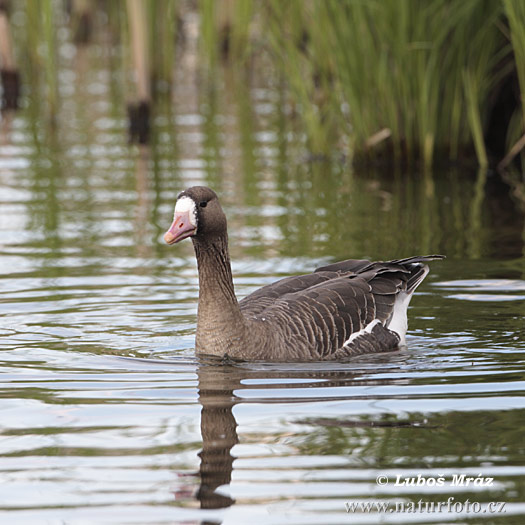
126;0;151;144
71;0;93;45
0;0;20;109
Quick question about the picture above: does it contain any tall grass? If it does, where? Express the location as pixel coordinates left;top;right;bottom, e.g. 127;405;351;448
264;1;340;154
502;0;525;170
262;0;509;168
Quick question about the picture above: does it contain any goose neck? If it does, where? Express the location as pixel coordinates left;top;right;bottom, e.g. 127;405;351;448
193;235;236;302
192;234;246;356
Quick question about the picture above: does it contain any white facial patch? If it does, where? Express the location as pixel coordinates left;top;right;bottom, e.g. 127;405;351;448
174;196;197;227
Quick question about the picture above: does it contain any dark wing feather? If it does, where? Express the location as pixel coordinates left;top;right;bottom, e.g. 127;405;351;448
260;275;373;355
239;271;339;317
314;258;372;274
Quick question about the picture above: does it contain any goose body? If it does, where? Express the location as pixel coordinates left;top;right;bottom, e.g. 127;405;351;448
164;186;444;362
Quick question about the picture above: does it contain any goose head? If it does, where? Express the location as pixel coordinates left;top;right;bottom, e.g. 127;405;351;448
164;186;227;245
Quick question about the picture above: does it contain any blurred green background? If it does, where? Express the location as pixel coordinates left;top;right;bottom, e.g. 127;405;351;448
3;0;525;173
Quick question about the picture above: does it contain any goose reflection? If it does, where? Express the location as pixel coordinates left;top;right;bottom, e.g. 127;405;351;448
193;352;415;514
196;362;238;510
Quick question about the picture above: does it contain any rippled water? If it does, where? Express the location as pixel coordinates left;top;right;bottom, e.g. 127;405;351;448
2;12;525;525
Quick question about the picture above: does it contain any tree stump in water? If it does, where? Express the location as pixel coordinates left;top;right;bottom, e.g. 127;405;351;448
0;0;20;110
127;100;151;145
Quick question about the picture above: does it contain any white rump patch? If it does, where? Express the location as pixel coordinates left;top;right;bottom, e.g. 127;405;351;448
385;263;429;345
175;196;197;226
386;292;411;345
344;319;382;346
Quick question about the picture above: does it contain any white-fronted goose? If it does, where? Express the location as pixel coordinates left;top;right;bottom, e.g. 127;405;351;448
164;186;444;361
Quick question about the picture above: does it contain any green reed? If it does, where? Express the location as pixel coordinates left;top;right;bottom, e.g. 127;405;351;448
264;0;340;154
502;0;525;169
260;0;510;168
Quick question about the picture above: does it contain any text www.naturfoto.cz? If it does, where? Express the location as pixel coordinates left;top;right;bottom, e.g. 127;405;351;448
345;498;506;514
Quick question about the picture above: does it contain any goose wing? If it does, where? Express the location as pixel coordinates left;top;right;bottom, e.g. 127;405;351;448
262;271;405;358
241;255;444;358
239;259;371;317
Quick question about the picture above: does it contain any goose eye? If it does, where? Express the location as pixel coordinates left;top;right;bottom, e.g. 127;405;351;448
199;201;207;208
